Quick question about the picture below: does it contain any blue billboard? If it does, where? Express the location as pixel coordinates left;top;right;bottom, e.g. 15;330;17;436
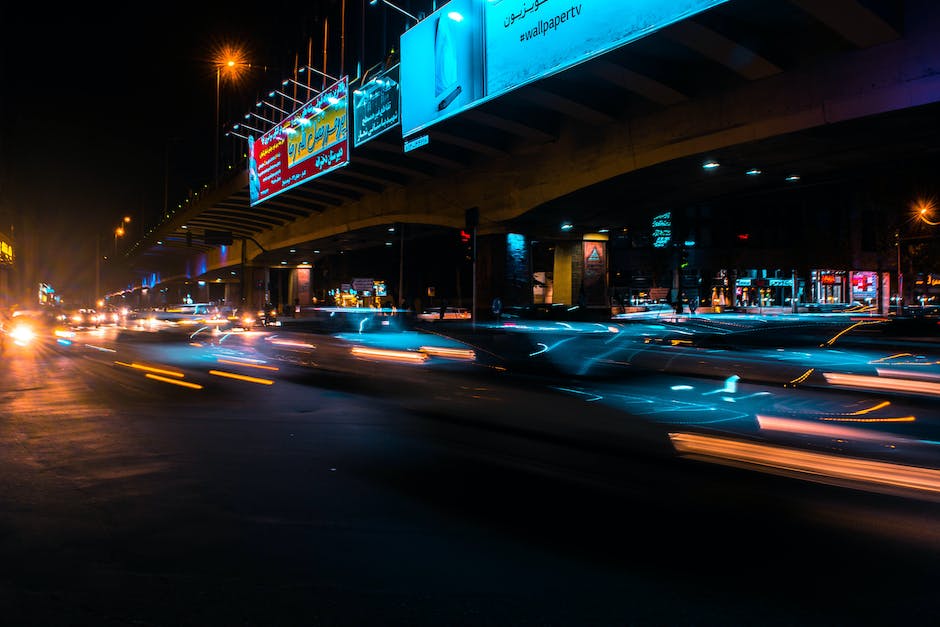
401;0;728;137
353;65;401;146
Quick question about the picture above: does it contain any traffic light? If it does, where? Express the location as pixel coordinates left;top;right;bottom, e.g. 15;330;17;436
679;246;690;269
459;229;473;262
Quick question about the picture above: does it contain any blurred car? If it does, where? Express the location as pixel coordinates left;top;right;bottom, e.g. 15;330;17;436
59;307;101;329
416;307;471;322
98;305;130;326
1;308;61;353
238;304;280;329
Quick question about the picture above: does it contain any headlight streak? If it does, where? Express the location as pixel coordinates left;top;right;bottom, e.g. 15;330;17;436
819;415;915;423
145;373;204;389
668;431;940;499
820;319;885;347
552;386;603;402
527;336;577;358
757;415;916;440
266;337;316;349
419;346;476;360
871;352;914;363
349;346;429;363
115;361;185;378
786;368;815;387
875;368;940;381
82;344;116;353
208;369;275;385
573;387;749;425
823;372;940;396
216;358;279;371
190;326;212;339
848;400;891;415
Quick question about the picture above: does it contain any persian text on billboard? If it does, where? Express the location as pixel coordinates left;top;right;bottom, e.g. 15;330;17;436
400;0;728;137
249;77;349;206
354;65;400;146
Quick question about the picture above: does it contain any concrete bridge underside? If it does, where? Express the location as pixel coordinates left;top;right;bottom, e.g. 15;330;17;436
130;1;939;310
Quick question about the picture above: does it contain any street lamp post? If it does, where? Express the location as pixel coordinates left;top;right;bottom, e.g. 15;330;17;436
213;47;250;185
215;65;222;186
896;230;903;316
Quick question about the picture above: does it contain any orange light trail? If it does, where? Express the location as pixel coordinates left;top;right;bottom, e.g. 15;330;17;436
419;346;476;360
820;320;884;347
208;370;275;385
669;431;940;497
145;374;203;389
757;415;914;441
823;372;940;395
350;346;429;363
267;338;316;349
115;361;185;378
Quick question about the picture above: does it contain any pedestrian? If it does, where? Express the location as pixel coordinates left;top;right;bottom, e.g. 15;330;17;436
491;296;502;322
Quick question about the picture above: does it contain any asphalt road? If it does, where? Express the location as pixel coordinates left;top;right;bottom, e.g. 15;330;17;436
0;321;938;626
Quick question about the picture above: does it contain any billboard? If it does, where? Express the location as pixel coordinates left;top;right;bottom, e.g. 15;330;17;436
401;0;728;137
249;77;349;206
353;65;401;146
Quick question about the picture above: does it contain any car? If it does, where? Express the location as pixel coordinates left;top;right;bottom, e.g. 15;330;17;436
416;307;471;321
236;304;280;329
59;307;101;329
1;308;61;353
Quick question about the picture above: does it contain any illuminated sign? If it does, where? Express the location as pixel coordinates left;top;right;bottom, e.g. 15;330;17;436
0;237;12;264
401;0;728;137
249;77;349;206
404;134;430;152
354;65;400;146
850;271;878;298
651;211;671;248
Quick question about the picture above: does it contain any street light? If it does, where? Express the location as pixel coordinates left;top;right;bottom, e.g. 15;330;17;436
915;197;940;226
896;229;903;316
214;45;249;186
233;121;265;135
298;65;340;85
245;111;276;127
256;99;290;116
269;89;304;106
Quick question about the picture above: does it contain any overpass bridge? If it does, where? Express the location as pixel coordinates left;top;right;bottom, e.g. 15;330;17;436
121;0;940;315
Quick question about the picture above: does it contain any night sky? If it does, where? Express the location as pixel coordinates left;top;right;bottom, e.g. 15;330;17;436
0;1;407;300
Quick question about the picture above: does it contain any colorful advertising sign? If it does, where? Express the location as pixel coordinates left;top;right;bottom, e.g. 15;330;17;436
582;238;607;305
354;65;401;146
850;271;878;299
249;77;349;206
401;0;727;137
